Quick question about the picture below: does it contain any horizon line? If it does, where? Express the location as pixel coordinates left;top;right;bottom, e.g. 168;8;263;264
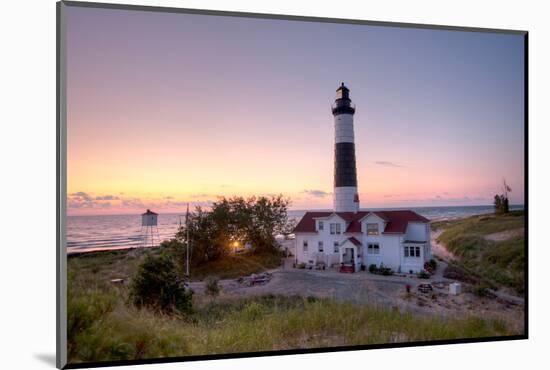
67;203;525;217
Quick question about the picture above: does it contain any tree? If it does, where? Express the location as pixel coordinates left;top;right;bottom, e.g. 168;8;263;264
170;195;291;266
204;276;220;297
282;218;297;240
129;253;193;314
494;178;512;214
246;195;290;253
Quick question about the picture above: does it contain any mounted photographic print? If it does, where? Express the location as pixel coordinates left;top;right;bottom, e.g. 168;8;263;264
56;1;528;368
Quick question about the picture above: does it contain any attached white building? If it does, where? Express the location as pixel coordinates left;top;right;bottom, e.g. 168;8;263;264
292;83;431;273
293;210;431;273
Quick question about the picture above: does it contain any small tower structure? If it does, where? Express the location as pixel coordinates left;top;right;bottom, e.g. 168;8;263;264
140;209;160;247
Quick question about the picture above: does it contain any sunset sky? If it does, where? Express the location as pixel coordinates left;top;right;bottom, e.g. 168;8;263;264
66;7;525;216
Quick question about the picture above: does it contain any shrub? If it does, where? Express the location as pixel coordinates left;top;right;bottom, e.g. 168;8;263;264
297;262;306;269
368;264;393;276
306;296;318;303
428;259;437;271
417;270;431;279
130;253;193;314
443;263;480;285
473;285;492;298
205;277;220;297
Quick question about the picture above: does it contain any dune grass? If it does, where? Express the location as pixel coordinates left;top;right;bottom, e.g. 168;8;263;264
189;251;282;281
68;284;517;364
432;211;525;293
68;247;282;283
66;226;523;364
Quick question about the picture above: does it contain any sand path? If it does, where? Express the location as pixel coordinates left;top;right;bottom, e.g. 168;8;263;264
430;229;456;261
484;228;524;242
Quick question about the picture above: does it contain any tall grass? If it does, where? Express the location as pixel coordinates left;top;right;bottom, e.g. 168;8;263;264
68;289;518;364
68;247;282;283
189;251;282;281
435;211;525;293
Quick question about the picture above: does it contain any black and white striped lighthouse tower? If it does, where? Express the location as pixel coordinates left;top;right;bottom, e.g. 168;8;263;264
331;83;359;213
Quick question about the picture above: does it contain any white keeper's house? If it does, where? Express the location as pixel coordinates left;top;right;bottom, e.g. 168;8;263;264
293;83;432;273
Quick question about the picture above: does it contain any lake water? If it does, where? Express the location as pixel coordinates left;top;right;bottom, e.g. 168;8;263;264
67;204;523;254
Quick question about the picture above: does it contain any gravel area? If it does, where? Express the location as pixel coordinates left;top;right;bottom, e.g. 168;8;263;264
188;259;523;329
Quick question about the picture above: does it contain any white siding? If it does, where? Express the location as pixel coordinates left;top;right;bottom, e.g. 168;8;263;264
405;222;428;242
296;215;431;273
401;244;425;273
295;215;347;266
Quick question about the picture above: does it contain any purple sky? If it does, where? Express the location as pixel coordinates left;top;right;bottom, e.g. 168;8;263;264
66;6;525;215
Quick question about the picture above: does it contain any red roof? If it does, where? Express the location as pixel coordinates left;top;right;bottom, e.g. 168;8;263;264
293;210;429;234
292;212;332;233
347;236;362;246
375;210;429;233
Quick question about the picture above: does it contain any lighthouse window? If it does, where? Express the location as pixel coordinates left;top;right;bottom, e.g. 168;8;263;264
366;223;379;235
318;241;324;252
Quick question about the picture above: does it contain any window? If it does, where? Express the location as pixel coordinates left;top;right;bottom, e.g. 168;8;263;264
366;223;379;235
318;221;324;231
367;243;380;254
330;223;342;235
333;241;339;253
404;246;421;258
318;241;324;252
303;240;308;253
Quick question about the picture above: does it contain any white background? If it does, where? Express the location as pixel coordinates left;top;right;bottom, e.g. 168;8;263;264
1;0;548;369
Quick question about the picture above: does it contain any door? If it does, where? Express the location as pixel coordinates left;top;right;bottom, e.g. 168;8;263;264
343;247;355;264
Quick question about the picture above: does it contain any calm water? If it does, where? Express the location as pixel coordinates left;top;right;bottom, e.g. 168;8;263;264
67;205;523;254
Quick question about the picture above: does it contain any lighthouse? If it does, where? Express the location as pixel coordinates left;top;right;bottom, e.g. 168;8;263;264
332;83;359;213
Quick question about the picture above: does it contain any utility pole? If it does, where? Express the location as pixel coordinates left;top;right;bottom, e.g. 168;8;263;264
185;203;190;277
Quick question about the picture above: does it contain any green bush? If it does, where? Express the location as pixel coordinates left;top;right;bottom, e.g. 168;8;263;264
417;270;431;279
368;264;393;275
205;276;220;297
129;253;193;314
473;285;491;298
428;259;437;271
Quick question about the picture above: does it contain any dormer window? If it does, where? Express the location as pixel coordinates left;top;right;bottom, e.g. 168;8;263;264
330;223;341;235
367;223;379;235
